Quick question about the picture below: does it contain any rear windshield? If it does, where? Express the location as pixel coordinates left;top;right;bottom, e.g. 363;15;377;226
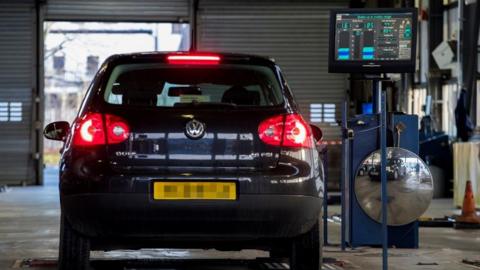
103;63;283;107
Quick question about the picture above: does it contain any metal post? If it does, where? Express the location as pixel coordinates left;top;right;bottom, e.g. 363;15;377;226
372;80;381;114
458;0;464;91
35;0;44;185
189;0;199;51
380;86;388;270
340;99;348;251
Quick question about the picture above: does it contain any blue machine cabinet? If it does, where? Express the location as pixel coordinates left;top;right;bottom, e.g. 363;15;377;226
345;113;419;248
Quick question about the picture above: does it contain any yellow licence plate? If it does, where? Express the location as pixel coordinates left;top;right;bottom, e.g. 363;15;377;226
153;182;237;200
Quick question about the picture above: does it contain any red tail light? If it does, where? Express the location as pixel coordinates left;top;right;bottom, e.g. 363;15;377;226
258;114;313;148
105;114;130;144
258;115;284;146
166;54;221;65
73;113;105;146
72;113;130;146
282;114;312;148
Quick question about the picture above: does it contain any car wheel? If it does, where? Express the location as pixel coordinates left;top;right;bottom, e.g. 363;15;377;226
289;222;320;270
58;214;90;270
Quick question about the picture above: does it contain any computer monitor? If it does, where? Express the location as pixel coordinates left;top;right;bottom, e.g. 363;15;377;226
328;8;417;74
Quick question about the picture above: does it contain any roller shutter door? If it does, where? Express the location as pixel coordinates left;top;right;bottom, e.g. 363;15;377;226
198;0;347;140
44;0;189;22
0;0;37;185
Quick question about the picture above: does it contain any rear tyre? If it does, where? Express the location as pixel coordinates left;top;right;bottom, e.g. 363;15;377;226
58;214;90;270
289;222;320;270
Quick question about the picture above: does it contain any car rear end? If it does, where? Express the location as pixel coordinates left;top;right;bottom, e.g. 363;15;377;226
58;52;323;255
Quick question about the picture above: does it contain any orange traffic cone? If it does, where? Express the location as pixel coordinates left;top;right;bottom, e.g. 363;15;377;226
456;181;480;224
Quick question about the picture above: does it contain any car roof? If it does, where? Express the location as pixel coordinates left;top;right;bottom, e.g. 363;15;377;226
104;51;277;66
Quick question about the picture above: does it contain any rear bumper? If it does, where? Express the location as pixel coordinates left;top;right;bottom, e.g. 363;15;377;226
62;193;322;248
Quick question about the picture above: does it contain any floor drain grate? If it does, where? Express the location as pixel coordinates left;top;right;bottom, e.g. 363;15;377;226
13;258;345;269
259;262;290;269
258;263;343;270
323;263;344;270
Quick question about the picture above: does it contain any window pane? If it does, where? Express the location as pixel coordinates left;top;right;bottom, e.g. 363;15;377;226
104;64;283;107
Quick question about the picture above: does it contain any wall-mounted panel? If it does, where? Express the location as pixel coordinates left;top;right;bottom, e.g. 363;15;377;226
0;0;36;185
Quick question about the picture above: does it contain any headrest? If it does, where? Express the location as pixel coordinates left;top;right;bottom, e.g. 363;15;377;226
221;86;260;105
112;70;164;95
168;86;202;97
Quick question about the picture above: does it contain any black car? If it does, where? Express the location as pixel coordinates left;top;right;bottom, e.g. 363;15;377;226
44;52;324;270
369;158;407;181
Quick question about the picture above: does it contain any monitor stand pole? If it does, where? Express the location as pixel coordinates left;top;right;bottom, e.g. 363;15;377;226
371;75;389;270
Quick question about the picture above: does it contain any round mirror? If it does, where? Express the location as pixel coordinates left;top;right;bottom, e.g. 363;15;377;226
354;147;433;226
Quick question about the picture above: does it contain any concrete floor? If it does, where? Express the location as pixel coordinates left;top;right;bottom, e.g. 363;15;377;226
0;167;479;270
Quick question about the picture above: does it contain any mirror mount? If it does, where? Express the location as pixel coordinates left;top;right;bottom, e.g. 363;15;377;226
310;124;326;152
310;124;323;142
43;121;70;141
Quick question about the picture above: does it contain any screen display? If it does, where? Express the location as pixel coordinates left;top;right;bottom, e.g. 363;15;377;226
333;12;414;62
